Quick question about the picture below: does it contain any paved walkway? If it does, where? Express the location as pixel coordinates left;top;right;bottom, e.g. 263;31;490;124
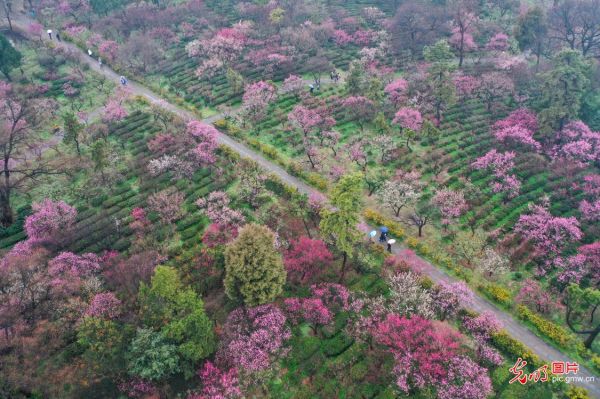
5;16;600;397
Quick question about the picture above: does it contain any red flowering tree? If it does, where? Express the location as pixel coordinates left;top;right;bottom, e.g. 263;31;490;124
283;298;332;334
370;314;462;393
284;236;333;283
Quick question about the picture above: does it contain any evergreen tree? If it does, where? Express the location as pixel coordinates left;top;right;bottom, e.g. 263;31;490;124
538;49;590;133
320;172;363;282
0;33;21;81
224;223;286;306
139;266;215;374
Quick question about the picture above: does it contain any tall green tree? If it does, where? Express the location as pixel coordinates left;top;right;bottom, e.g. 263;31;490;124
320;172;363;282
514;6;548;70
126;328;180;381
224;223;286;306
423;40;456;122
139;266;215;374
565;284;600;349
0;33;21;81
62;112;84;156
538;49;590;133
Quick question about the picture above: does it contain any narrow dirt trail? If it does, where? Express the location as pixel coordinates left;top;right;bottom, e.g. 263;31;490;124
5;16;600;397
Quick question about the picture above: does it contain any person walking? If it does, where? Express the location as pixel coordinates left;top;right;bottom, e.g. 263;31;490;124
387;239;396;253
47;29;52;40
309;83;314;94
56;32;61;42
87;49;93;57
120;76;127;86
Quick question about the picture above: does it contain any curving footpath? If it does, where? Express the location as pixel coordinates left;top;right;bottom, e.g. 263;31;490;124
4;16;600;397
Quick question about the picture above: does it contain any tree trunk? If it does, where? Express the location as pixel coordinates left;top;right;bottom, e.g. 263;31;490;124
338;251;348;283
418;224;423;237
0;192;12;227
2;0;12;31
584;324;600;348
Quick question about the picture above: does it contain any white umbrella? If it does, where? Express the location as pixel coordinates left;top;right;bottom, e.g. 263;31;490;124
387;239;396;244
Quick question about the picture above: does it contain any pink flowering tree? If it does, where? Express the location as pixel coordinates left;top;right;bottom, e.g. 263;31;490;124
492;108;541;151
342;96;375;131
283;297;332;335
102;100;128;126
370;314;462;393
384;78;409;106
476;72;514;113
431;188;468;230
515;279;552;314
86;292;122;319
392;107;423;150
453;74;480;104
27;22;43;42
432;281;474;320
147;189;185;225
514;200;582;274
118;378;158;399
486;32;510;52
281;74;304;98
196;191;245;228
579;175;600;221
217;304;291;373
471;149;521;199
187;121;219;169
553;121;600;167
24;199;77;244
201;223;239;248
98;40;119;63
437;356;493;399
463;311;503;367
283;237;333;283
241;81;277;130
192;361;241;399
448;12;478;67
48;251;102;295
186;22;248;77
333;29;353;46
288;105;336;168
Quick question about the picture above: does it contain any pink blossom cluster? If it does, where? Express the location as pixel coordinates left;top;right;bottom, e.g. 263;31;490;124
515;202;582;271
187;121;219;167
431;189;468;227
24;199;77;242
217;304;291;372
118;378;158;399
492;108;541;150
553;121;600;166
432;281;474;320
437;356;493;399
384;78;409;105
196;191;245;228
392;107;423;131
86;292;122;319
472;149;520;198
191;361;241;399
